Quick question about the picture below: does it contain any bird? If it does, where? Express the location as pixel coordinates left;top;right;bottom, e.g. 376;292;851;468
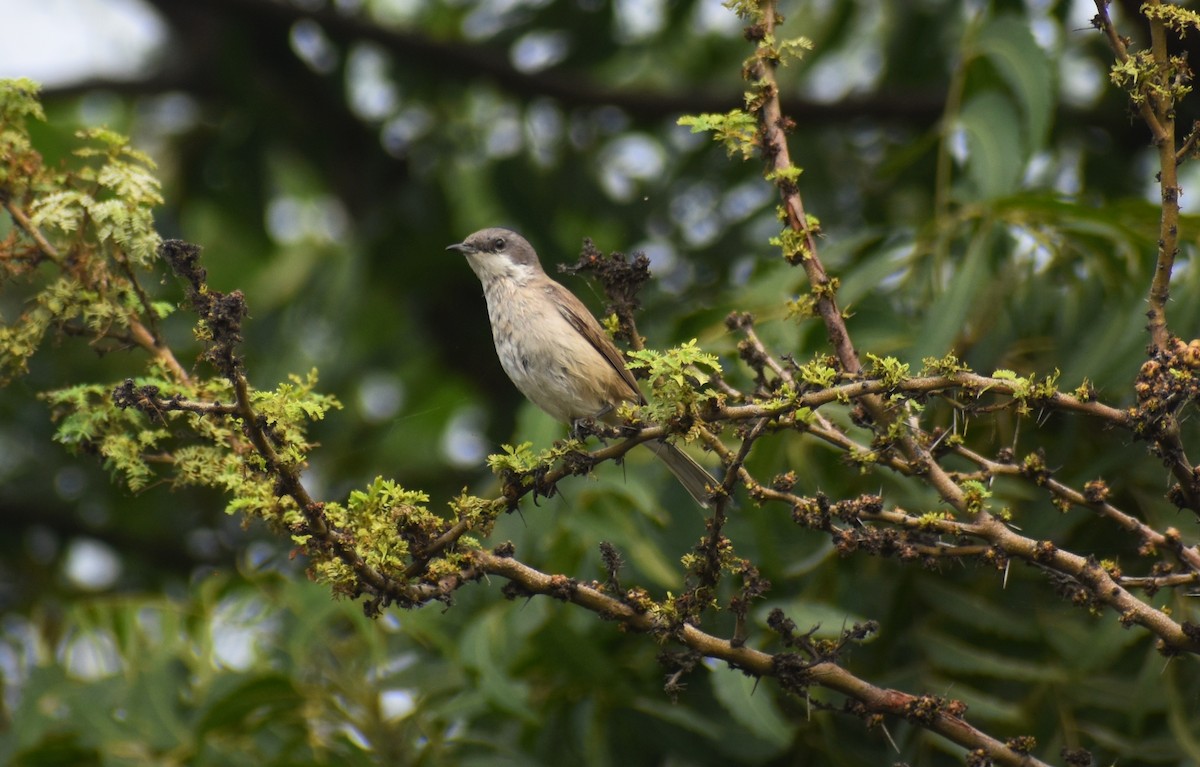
447;227;715;508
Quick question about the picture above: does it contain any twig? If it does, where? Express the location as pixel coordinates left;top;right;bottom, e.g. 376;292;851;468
1091;1;1170;144
748;8;858;376
2;196;62;266
714;428;1200;655
953;443;1200;574
474;550;1055;767
1175;120;1200;164
1092;1;1200;513
1092;0;1178;350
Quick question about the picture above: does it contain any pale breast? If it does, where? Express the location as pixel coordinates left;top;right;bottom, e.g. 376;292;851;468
482;279;634;423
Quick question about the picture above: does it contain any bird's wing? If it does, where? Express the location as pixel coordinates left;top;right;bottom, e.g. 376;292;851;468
547;281;644;404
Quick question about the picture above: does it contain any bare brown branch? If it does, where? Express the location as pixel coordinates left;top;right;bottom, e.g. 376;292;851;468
474;550;1055;767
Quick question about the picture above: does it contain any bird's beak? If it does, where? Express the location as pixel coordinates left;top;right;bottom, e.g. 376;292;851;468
446;242;472;254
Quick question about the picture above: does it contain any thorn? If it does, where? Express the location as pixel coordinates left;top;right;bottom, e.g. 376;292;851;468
880;722;900;753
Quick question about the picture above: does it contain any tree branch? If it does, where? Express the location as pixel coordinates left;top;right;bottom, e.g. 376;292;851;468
474;549;1055;767
1;197;190;383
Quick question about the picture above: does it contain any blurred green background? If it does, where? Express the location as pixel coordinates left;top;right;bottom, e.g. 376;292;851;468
2;0;1199;764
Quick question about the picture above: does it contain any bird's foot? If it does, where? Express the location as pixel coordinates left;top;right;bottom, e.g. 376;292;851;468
568;417;597;442
569;416;621;442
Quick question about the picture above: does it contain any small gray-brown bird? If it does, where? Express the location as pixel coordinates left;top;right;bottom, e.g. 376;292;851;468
448;227;714;507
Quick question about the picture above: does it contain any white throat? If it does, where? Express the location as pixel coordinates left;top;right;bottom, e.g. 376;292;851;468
466;252;539;287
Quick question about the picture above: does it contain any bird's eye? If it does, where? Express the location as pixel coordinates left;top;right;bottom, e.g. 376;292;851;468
493;237;506;250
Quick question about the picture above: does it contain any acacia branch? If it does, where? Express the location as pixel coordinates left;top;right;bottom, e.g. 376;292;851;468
411;359;1199;656
709;373;1128;425
1146;3;1181;354
473;549;1053;767
741;2;978;520
952;443;1200;574
1120;572;1200;589
747;17;857;376
770;485;1200;654
1091;1;1170;143
2;196;190;383
155;239;433;608
1091;2;1200;514
392;348;1194;642
2;196;63;267
1092;1;1181;353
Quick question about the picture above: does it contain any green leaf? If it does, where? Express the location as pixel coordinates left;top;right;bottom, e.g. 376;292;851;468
0;77;45;121
459;610;538;723
677;110;758;159
911;224;995;362
923;632;1068;682
708;667;792;751
917;578;1039;640
958;91;1024;199
196;674;304;735
975;14;1053;153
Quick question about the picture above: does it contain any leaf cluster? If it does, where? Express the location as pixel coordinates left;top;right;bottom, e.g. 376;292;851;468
625;340;723;438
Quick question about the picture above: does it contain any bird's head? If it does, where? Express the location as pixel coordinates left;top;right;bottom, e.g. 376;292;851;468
447;227;543;284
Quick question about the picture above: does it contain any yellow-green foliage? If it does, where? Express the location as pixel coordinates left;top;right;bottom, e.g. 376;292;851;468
40;381;172;491
251;370;343;467
34;127;163;266
989;368;1061;414
798;355;837;388
313;478;427;576
921;353;970;376
0;78;45;182
625;340;722;438
487;440;585;478
960;479;993;515
865;354;911;389
0;79;472;598
770;227;810;262
0;81;165;381
677;110;759;160
759;34;814;66
1141;3;1200;38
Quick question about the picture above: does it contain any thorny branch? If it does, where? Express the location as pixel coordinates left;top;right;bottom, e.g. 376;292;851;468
477;550;1055;767
745;0;983;534
1092;0;1200;513
110;230;1196;766
745;16;853;374
155;240;443;610
105;239;1043;764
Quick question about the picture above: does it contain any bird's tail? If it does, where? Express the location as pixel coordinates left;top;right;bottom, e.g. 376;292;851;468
642;439;716;508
